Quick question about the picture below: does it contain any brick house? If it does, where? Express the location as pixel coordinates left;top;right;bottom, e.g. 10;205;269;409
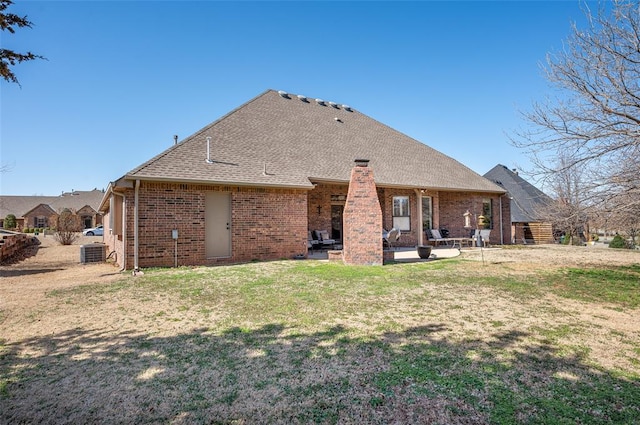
484;164;554;244
100;90;509;270
0;190;104;230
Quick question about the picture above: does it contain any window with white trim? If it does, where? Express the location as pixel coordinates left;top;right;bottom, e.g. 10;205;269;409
392;196;410;231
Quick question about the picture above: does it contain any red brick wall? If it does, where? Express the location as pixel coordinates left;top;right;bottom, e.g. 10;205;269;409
107;182;307;269
437;192;511;244
379;188;419;247
231;189;308;262
343;164;383;265
105;180;510;269
309;184;422;247
307;183;348;235
23;205;58;229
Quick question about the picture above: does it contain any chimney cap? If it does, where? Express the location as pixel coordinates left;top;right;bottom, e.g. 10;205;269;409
354;159;370;167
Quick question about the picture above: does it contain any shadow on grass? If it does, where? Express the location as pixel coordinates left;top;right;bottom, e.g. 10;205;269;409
1;323;638;424
0;267;64;277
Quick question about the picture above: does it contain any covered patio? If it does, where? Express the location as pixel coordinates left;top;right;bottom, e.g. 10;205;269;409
306;246;463;262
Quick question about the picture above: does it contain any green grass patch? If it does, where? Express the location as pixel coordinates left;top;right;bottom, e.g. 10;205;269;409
546;265;640;307
372;339;640;424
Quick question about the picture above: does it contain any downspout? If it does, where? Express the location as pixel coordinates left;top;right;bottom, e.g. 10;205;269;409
134;179;140;274
113;191;126;272
499;195;504;245
415;189;423;246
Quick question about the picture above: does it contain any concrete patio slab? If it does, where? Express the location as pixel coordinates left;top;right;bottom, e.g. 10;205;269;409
307;246;463;262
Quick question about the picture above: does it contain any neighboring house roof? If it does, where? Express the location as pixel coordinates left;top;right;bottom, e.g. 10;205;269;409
124;89;504;193
22;203;56;217
483;165;552;223
0;190;105;219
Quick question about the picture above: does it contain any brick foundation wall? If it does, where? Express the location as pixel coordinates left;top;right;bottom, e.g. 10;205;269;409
343;162;383;265
110;182;307;269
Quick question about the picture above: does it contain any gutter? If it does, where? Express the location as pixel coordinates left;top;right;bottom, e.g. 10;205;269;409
112;191;127;271
133;179;140;275
124;175;314;190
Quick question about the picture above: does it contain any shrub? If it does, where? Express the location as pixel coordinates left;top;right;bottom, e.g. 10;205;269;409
609;234;628;249
3;214;17;229
54;210;78;245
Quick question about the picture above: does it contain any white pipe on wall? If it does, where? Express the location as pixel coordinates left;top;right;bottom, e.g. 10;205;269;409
134;179;140;274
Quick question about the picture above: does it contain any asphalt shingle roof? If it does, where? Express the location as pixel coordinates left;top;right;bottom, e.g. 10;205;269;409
483;164;552;222
126;90;504;193
0;190;105;219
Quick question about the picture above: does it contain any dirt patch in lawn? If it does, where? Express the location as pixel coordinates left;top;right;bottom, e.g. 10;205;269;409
0;235;123;314
461;243;640;270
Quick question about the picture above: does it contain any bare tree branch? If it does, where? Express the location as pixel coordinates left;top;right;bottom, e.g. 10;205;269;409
512;0;640;222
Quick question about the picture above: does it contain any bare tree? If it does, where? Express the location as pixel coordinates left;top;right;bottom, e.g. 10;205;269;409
54;209;78;246
513;0;640;213
606;191;640;247
535;153;590;244
1;0;45;85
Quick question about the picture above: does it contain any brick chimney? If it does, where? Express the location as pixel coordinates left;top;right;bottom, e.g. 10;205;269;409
342;159;383;265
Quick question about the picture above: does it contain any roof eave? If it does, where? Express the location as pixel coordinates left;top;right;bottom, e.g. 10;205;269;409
123;175;315;190
309;178;506;194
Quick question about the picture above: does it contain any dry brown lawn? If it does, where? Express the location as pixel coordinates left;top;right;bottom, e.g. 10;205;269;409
1;237;639;424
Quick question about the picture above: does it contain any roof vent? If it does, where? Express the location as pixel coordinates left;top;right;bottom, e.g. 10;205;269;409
205;137;214;164
329;101;339;109
342;104;352;112
278;90;290;98
315;98;326;106
297;94;308;102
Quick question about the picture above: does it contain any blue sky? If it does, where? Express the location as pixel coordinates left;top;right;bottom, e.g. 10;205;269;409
1;1;588;196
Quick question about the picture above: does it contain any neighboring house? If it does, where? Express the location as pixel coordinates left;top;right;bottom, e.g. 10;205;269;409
484;164;554;244
100;89;510;270
0;189;105;230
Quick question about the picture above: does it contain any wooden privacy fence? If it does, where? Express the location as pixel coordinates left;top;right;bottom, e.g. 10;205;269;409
514;222;555;244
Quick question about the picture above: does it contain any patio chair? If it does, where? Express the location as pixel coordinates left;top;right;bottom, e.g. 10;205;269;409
308;231;320;253
473;229;491;247
429;229;448;246
480;229;491;246
383;228;400;249
314;230;336;249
